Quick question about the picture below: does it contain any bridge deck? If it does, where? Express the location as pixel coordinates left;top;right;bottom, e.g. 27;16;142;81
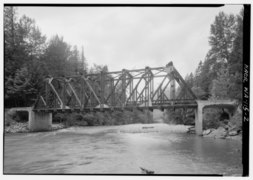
33;103;198;112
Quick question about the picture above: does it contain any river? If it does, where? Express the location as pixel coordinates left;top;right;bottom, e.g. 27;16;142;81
4;123;242;175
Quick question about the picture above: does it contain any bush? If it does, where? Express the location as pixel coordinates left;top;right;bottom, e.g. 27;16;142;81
131;109;153;124
5;109;29;126
53;113;67;123
52;108;157;127
65;113;87;126
104;111;116;125
111;111;125;125
229;111;242;130
5;109;17;126
203;108;222;129
163;109;184;124
83;113;98;126
15;111;29;122
53;112;89;126
184;117;195;125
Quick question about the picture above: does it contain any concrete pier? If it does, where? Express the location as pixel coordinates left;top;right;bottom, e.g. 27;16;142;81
29;111;52;131
194;107;203;136
9;107;52;131
144;109;153;123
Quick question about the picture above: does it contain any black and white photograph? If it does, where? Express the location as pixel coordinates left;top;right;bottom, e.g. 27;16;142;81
3;2;250;176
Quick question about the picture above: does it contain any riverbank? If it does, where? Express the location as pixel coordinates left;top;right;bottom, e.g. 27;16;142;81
4;122;66;133
187;125;242;141
4;121;242;141
4;121;190;134
203;126;242;141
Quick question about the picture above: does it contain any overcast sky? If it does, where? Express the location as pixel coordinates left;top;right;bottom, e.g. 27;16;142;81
17;5;243;77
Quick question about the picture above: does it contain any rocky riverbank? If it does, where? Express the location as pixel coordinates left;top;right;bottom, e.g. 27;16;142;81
5;122;30;133
187;123;242;141
4;122;66;133
203;126;242;140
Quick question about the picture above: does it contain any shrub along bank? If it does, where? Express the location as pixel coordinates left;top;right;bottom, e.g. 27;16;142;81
53;109;152;127
4;108;153;133
202;110;242;140
163;107;242;140
185;107;242;140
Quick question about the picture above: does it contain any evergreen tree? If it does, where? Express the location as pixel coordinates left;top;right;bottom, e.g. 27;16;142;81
81;46;88;73
228;9;243;102
4;6;19;78
209;12;237;64
211;66;230;100
4;7;46;107
6;66;38;106
192;11;239;100
68;45;80;75
17;15;46;60
42;35;72;76
89;64;108;74
185;73;194;89
191;86;207;100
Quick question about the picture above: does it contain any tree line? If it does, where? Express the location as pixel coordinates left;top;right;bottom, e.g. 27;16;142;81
166;8;244;126
184;9;243;104
4;7;98;107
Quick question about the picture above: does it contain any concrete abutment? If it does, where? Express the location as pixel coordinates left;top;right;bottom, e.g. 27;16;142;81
9;107;52;131
195;100;237;136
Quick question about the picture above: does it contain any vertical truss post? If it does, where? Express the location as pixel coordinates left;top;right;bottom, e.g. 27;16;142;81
122;69;126;107
100;71;105;108
159;88;163;104
81;76;85;109
134;89;137;105
151;76;154;100
110;78;115;106
130;77;133;103
145;67;150;107
170;78;175;99
45;79;48;108
61;80;66;109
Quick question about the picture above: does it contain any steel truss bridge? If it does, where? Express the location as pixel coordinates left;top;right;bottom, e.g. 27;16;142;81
34;62;197;112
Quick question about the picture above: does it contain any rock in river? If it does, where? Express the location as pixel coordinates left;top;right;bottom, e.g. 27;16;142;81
228;130;239;136
204;127;227;139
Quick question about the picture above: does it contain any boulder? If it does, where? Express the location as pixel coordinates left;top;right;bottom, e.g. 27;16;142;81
187;126;195;134
228;130;239;136
223;125;229;131
207;127;227;139
203;129;212;135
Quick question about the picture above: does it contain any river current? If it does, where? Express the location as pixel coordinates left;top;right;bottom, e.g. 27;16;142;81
4;123;242;175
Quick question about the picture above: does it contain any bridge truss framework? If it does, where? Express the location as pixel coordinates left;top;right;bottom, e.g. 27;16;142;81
14;62;237;135
34;62;197;112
